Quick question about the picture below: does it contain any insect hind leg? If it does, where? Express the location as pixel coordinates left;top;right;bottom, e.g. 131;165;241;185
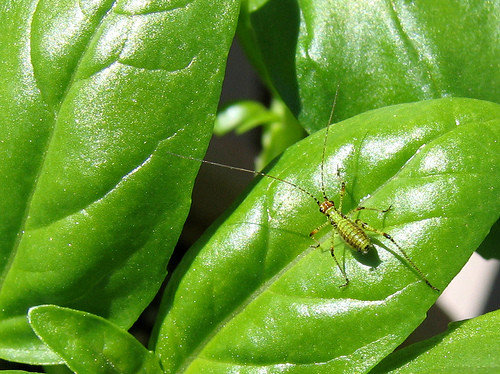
354;219;439;292
329;232;349;288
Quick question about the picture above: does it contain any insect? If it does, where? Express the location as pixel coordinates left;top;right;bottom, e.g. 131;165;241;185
168;95;439;292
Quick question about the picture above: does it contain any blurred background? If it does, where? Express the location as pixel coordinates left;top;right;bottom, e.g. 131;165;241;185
2;40;498;372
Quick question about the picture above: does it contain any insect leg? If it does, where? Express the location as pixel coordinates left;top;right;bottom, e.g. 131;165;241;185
351;205;392;214
354;219;439;292
334;167;347;213
329;230;349;288
338;180;346;213
309;221;330;244
309;222;349;288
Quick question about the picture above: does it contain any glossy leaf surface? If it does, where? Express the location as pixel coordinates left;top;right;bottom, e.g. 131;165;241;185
152;98;499;373
239;0;499;133
371;309;500;373
29;305;162;374
0;0;238;364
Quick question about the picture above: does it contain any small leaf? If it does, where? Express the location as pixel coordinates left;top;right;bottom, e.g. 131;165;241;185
256;98;305;170
371;309;500;373
152;98;499;373
214;101;279;135
29;305;162;374
214;99;306;170
239;0;499;132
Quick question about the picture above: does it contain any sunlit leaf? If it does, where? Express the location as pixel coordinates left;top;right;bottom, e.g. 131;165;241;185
239;0;499;132
29;305;162;374
152;98;499;373
371;309;500;373
0;0;238;364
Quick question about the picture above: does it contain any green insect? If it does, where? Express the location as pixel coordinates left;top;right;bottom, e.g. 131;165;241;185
168;98;439;292
304;100;439;292
308;167;439;291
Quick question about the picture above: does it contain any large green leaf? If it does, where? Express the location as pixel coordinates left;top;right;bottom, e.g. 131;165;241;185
152;98;499;373
371;309;500;373
29;305;163;374
0;0;238;364
239;0;499;133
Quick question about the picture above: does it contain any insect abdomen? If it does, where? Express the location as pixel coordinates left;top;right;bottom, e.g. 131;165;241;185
331;212;372;253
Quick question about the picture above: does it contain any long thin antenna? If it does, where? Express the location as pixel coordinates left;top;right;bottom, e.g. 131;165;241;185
167;151;321;205
320;85;340;201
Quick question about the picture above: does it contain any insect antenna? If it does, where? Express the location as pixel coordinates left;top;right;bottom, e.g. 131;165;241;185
320;86;340;201
166;151;322;206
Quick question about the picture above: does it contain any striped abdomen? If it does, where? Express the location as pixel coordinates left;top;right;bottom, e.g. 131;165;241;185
326;208;372;253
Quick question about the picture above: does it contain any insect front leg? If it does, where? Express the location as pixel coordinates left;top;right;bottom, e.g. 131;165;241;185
336;168;346;213
329;230;349;288
309;221;330;247
310;221;349;288
353;219;439;292
338;181;346;213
